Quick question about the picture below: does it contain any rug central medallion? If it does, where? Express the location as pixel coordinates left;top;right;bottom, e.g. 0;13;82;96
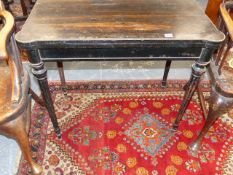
124;114;175;157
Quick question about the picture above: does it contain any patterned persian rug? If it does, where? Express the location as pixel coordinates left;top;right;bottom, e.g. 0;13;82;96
17;80;233;175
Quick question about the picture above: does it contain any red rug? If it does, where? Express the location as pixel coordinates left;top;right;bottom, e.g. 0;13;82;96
17;80;233;175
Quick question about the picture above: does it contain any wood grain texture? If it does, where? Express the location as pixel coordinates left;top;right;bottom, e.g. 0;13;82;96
16;0;224;48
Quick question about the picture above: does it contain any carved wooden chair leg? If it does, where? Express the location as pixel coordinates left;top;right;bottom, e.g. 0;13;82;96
0;103;43;175
0;4;42;174
189;86;233;156
161;60;172;87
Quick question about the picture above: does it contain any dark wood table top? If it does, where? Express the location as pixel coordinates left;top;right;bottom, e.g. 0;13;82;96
16;0;225;49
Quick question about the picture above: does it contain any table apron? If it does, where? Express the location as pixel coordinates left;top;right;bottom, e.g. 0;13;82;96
38;47;202;61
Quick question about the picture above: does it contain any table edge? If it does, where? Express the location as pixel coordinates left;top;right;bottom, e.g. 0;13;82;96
15;35;225;50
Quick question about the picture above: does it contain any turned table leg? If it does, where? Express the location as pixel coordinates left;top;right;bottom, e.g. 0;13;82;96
173;46;215;130
28;50;61;138
173;63;206;129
